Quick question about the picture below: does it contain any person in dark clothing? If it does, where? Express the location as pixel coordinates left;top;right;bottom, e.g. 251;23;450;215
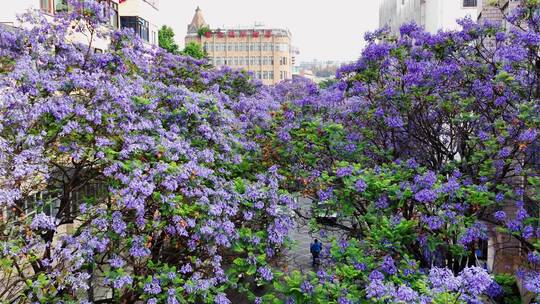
310;239;322;266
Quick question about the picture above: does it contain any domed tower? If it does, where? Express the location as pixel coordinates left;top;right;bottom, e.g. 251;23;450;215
187;6;209;34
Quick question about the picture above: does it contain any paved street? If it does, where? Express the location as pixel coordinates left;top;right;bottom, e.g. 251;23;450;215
281;197;348;274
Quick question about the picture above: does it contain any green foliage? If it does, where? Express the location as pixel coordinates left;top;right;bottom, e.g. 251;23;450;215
180;41;207;60
493;274;522;304
197;26;211;37
318;78;337;89
158;25;180;54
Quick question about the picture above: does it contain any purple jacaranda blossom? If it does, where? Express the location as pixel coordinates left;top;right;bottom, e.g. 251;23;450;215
518;129;538;142
422;215;445;230
441;177;460;194
527;252;540;265
258;266;273;281
167;289;179;304
494;211;506;221
381;255;397;275
498;147;511;158
459;266;492;296
144;278;162;295
369;270;385;281
459;222;488;246
317;187;334;201
336;166;353;177
396;285;418;302
30;213;57;230
376;195;389;208
415;189;438;203
108;256;125;268
300;280;314;294
429;267;460;292
112;211;127;236
338;297;353;304
414;171;437;188
522;225;535;239
523;271;540;293
486;281;504;298
355;179;367;192
130;236;150;258
407;158;419;169
385;115;404;128
366;279;396;299
106;275;133;289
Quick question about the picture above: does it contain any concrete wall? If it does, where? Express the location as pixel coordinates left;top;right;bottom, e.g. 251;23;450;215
380;0;423;34
0;0;41;25
424;0;477;32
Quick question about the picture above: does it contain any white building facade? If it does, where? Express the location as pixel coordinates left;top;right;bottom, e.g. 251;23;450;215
119;0;159;46
379;0;479;34
0;0;161;49
0;0;120;51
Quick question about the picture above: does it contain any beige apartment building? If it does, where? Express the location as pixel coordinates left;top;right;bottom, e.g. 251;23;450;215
185;7;293;85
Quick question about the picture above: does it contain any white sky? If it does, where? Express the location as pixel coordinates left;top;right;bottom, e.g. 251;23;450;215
159;0;381;63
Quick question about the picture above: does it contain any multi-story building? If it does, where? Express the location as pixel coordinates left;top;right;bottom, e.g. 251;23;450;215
0;0;120;51
379;0;479;34
184;7;293;85
119;0;159;46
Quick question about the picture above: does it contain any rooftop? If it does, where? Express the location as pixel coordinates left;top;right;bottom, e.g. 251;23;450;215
186;7;291;37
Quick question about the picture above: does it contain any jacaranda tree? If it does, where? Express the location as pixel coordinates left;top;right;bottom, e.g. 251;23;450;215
0;1;293;303
258;2;539;303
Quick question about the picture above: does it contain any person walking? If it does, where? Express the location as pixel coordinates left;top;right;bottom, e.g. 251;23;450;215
310;239;322;266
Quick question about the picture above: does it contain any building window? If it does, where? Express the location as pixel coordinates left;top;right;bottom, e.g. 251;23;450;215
108;1;119;28
228;44;233;52
276;43;288;52
269;71;274;79
463;0;477;7
97;0;119;28
121;16;150;42
40;0;54;14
